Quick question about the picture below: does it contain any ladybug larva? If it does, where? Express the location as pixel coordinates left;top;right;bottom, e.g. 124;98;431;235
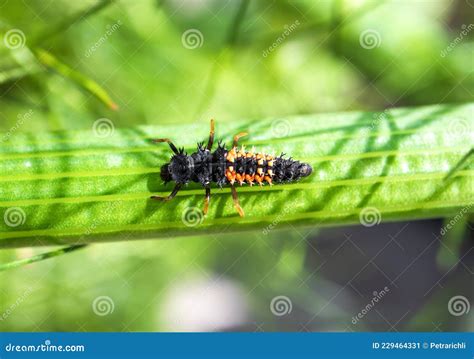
151;119;312;216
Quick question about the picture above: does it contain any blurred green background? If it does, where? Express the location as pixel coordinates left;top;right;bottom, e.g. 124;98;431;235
0;0;473;331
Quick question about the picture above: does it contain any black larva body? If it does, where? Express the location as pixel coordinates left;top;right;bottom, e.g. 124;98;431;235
152;120;312;217
160;142;312;187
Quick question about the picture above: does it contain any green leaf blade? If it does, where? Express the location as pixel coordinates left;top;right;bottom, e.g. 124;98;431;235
0;103;473;248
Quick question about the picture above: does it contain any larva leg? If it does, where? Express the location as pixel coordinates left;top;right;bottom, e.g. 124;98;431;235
231;185;245;217
206;119;215;150
151;184;182;201
203;186;211;215
152;138;179;154
233;132;248;147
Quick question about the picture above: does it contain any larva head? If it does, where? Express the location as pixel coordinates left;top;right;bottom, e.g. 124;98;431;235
160;163;172;182
161;153;192;184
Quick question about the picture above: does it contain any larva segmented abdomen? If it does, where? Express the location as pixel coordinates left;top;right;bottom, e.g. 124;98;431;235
224;146;275;186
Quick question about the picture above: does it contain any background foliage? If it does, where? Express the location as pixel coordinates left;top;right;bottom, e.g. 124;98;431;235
0;0;473;332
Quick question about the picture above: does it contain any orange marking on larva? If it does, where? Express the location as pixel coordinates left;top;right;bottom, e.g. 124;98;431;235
267;160;274;167
226;152;235;162
245;174;255;185
228;165;234;172
264;176;273;185
226;169;236;184
255;175;263;186
236;173;244;185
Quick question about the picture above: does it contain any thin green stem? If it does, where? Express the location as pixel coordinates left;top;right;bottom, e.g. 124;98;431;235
33;48;118;110
0;245;88;272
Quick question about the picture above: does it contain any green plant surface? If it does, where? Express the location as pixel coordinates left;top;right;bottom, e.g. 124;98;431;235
0;103;473;248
